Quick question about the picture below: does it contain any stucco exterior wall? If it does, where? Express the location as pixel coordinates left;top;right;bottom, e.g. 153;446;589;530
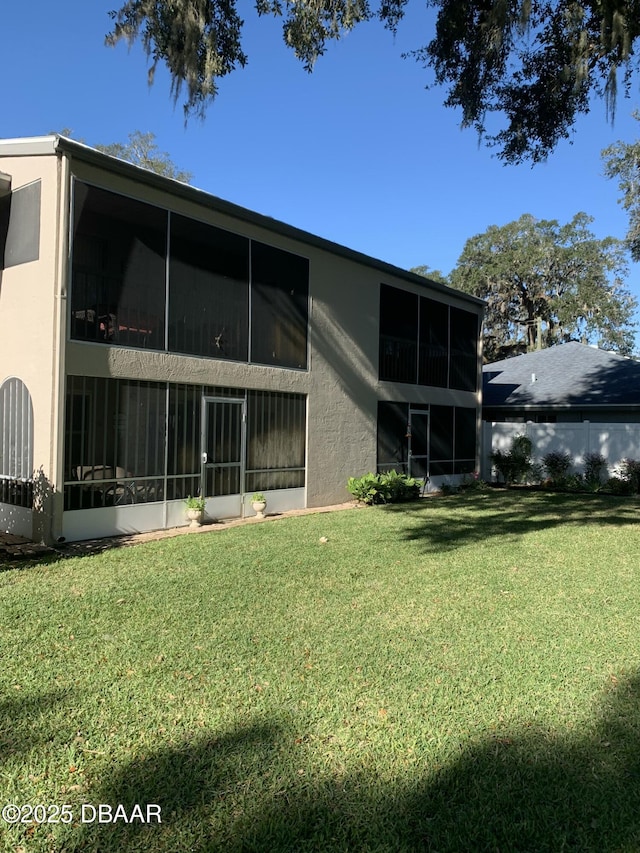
0;153;66;541
1;142;482;541
64;158;481;510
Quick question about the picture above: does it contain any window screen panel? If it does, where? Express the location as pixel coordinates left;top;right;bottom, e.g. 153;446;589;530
418;297;449;387
377;401;409;473
169;214;249;361
245;390;306;490
64;376;166;510
430;405;454;462
0;193;8;268
167;384;201;477
454;406;477;464
449;308;479;391
379;285;419;383
70;183;167;350
250;243;309;369
0;378;34;508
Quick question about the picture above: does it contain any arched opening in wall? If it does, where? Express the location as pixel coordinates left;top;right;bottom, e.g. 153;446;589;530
0;377;34;508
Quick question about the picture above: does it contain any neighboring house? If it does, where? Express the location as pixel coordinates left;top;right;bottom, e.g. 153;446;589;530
482;342;640;480
0;135;483;544
483;342;640;423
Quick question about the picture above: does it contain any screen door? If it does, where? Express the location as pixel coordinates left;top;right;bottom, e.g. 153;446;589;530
201;398;245;499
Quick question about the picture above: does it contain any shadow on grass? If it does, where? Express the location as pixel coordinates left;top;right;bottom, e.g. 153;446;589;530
0;540;135;572
57;672;640;852
0;689;73;760
381;489;640;553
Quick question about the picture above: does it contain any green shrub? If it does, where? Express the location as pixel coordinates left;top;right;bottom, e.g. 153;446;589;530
564;473;585;492
459;472;487;491
380;470;422;502
584;452;607;488
185;495;205;511
347;471;421;505
542;450;573;486
347;473;385;504
603;476;635;496
528;462;545;484
490;434;533;484
620;459;640;494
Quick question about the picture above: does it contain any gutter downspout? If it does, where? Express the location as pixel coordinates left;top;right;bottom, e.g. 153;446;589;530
50;144;70;544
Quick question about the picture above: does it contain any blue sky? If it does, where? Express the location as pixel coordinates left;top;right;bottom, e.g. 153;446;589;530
3;1;640;320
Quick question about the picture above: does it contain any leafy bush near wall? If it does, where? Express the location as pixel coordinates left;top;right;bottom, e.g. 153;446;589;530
584;452;607;487
542;450;573;486
347;471;421;505
490;434;533;484
619;459;640;494
603;476;635;496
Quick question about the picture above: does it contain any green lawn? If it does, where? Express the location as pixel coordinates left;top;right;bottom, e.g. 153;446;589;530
2;491;640;852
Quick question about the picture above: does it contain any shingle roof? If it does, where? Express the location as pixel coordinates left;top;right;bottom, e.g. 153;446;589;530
483;342;640;408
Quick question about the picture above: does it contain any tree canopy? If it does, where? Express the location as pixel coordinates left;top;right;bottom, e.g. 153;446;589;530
409;264;449;285
55;129;193;182
106;0;640;162
95;131;193;183
603;111;640;262
448;213;636;362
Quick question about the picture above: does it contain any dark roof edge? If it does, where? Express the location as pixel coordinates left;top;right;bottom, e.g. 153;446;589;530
42;136;484;309
483;403;640;411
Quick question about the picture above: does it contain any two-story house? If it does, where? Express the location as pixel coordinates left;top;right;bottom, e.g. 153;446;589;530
0;135;483;543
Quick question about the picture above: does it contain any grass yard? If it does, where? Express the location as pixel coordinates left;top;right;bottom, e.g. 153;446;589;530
2;491;640;852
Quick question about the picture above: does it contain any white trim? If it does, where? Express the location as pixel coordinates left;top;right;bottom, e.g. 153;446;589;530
0;136;58;157
243;487;305;516
62;503;165;542
61;488;306;542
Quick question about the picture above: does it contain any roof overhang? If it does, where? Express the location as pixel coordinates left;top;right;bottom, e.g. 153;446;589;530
0;134;485;311
0;135;58;158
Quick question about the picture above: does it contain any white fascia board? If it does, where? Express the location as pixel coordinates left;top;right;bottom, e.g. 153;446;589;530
0;136;58;157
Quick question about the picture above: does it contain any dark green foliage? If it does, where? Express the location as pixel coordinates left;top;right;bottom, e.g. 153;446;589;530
409;265;450;285
459;472;486;491
584;452;607;488
107;0;248;119
543;450;573;486
603;476;635;496
106;0;640;162
418;0;640;164
450;214;635;361
603;113;640;263
563;473;586;492
347;471;421;504
620;458;640;494
490;434;532;485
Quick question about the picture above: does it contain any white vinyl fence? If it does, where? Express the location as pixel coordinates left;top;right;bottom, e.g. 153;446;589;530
481;421;640;481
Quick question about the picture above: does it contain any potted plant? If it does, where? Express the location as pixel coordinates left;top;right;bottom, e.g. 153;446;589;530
185;494;205;527
251;492;267;518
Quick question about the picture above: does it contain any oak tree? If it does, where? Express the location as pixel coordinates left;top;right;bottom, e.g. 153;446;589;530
409;265;449;285
56;129;193;182
603;111;640;262
106;0;640;162
449;213;636;361
95;131;193;183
